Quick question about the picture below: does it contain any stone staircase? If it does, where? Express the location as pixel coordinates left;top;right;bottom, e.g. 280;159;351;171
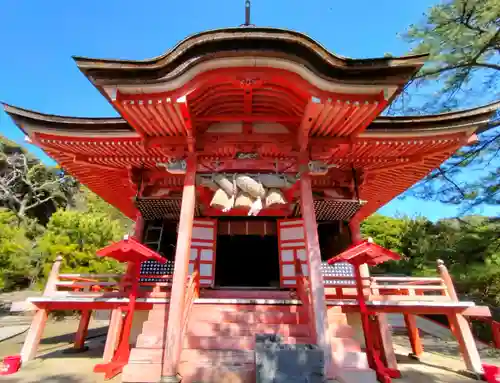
122;301;376;382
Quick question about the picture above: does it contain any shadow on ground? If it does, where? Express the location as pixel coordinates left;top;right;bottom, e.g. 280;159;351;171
39;327;107;346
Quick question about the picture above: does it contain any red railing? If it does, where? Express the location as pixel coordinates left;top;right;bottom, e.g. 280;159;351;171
323;275;454;302
56;274;123;294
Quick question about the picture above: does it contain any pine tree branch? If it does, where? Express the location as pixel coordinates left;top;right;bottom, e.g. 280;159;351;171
438;167;466;199
24;196;55;212
476;63;500;71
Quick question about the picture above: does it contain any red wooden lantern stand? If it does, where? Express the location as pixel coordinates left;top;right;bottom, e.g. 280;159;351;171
328;239;401;383
93;237;166;380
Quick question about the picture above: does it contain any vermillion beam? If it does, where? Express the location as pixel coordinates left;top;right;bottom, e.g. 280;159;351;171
163;154;197;379
298;99;322;151
177;97;196;152
143;136;189;148
195;115;301;122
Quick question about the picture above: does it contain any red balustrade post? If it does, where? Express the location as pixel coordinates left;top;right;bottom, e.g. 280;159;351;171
377;313;398;370
43;255;63;296
438;260;483;374
349;220;370;293
492;321;500;349
404;313;423;358
20;309;49;363
102;308;123;363
162;155;197;380
299;168;335;380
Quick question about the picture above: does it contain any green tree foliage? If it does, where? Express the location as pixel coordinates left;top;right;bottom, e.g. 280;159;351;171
34;209;126;285
74;186;132;232
0;136;132;290
0;209;32;290
362;214;500;308
391;0;500;212
0;137;79;224
396;0;499;113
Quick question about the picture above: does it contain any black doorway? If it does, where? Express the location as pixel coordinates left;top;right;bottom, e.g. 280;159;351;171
215;235;280;288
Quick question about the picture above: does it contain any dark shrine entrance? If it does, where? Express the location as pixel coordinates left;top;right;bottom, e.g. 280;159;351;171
215;219;280;288
215;235;280;288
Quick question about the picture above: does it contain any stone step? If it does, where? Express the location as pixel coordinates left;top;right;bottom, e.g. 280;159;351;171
135;333;166;348
333;350;370;369
190;303;303;314
121;362;162;383
139;320;167;336
186;309;306;325
135;334;359;354
177;362;255;383
329;324;355;338
332;336;363;353
338;367;378;383
181;349;255;365
184;322;310;337
200;289;294;300
146;307;169;321
136;334;311;350
129;348;255;365
186;309;347;326
184;335;312;350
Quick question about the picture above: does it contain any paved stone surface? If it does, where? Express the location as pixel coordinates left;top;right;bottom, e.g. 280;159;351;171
0;327;29;343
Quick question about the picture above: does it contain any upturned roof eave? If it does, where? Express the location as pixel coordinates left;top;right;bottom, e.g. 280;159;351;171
72;26;428;69
71;27;427;87
4;101;497;137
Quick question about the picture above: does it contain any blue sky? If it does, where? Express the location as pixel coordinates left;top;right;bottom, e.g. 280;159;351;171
0;0;498;220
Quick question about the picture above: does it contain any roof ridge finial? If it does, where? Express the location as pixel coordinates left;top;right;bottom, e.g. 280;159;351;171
242;0;254;27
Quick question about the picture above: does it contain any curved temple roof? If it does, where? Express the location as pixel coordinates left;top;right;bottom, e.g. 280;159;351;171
73;27;427;87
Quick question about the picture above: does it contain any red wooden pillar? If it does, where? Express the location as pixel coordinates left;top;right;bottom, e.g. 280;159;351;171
404;314;423;358
133;213;145;241
163;155;197;380
73;310;92;351
299;170;334;379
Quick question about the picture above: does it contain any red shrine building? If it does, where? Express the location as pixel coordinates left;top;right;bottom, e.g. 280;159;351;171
4;27;500;383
